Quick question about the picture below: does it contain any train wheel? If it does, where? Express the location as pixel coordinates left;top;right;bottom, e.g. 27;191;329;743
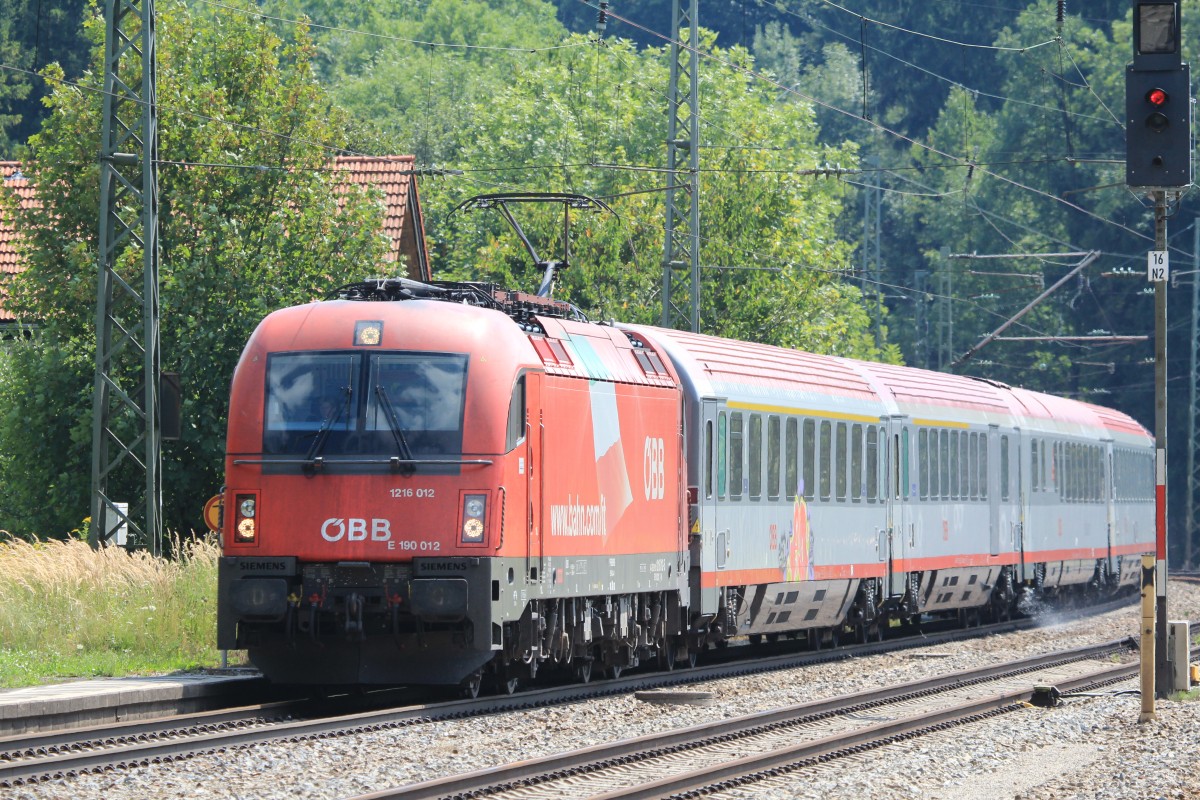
495;664;520;695
575;659;593;684
609;663;623;680
992;569;1015;622
657;638;676;672
462;671;483;699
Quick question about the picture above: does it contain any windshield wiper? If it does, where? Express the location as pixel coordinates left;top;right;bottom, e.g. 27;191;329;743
304;386;352;469
302;362;352;470
374;384;417;474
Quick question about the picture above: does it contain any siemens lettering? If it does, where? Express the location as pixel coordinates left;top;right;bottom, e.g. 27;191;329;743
321;518;393;542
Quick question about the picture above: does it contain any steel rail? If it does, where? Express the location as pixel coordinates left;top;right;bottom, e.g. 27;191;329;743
633;646;1198;800
0;699;295;761
0;683;418;764
0;596;1138;787
0;610;1029;770
348;638;1137;800
608;662;1137;800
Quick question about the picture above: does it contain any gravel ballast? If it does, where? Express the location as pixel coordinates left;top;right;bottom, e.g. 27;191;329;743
12;580;1200;800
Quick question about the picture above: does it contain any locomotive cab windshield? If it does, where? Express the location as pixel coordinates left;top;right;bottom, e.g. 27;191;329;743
263;349;469;465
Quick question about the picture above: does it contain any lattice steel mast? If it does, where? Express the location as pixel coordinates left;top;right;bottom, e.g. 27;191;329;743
660;0;700;332
89;0;162;554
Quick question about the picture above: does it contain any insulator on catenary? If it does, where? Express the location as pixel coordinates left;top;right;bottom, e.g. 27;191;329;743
1056;0;1065;25
597;1;609;38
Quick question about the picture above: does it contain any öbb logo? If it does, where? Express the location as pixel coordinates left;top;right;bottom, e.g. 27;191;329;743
321;518;392;542
643;437;665;500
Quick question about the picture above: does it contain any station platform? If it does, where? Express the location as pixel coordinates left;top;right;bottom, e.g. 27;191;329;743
0;670;265;738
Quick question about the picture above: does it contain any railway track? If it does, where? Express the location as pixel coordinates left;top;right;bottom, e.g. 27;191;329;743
351;638;1144;800
0;597;1135;788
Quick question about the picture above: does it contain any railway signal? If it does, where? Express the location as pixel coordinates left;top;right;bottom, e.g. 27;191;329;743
1125;65;1191;187
1125;1;1191;189
1125;0;1191;706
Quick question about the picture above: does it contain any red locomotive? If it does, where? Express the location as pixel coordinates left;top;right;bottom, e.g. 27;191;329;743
217;276;1154;693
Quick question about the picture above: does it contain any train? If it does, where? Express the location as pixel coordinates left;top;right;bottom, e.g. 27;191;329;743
216;277;1155;693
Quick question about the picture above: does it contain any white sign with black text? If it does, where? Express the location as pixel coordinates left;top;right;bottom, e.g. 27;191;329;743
1148;250;1168;282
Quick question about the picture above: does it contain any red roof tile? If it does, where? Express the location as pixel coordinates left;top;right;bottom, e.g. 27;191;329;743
0;156;429;324
332;155;428;279
1;162;37;322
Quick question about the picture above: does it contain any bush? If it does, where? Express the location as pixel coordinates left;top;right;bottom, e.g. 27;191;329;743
0;531;234;687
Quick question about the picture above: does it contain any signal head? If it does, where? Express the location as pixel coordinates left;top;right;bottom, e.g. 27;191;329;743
1125;63;1192;187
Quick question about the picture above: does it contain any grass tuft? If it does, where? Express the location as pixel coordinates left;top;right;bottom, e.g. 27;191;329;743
0;531;235;688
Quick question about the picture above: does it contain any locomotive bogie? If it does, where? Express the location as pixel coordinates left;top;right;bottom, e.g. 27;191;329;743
735;579;859;636
913;566;1006;613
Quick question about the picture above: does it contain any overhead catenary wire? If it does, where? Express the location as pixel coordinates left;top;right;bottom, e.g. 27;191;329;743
27;0;1126;264
6;0;1114;248
573;0;1159;249
810;0;1058;52
766;0;1117;126
0;7;1171;407
199;0;1120;176
3;1;1178;370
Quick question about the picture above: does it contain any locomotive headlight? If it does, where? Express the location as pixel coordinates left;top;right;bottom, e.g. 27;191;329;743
463;518;483;541
233;493;258;544
461;494;487;544
236;518;256;542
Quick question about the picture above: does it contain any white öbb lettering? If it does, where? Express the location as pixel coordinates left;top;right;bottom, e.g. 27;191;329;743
321;518;392;543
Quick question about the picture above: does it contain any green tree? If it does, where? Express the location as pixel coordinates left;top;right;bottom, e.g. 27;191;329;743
0;0;389;537
862;4;1129;389
0;9;31;155
259;0;569;162
420;33;894;361
0;0;91;156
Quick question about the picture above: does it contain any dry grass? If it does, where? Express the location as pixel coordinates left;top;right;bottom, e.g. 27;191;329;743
0;532;230;687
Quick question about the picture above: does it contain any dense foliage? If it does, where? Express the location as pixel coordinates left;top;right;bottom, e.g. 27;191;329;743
0;0;91;157
0;0;388;535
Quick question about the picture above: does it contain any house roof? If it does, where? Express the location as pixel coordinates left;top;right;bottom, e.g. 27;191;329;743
0;156;429;324
332;155;429;277
1;162;36;322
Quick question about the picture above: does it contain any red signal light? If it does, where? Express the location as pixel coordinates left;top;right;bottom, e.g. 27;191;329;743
1147;88;1169;106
